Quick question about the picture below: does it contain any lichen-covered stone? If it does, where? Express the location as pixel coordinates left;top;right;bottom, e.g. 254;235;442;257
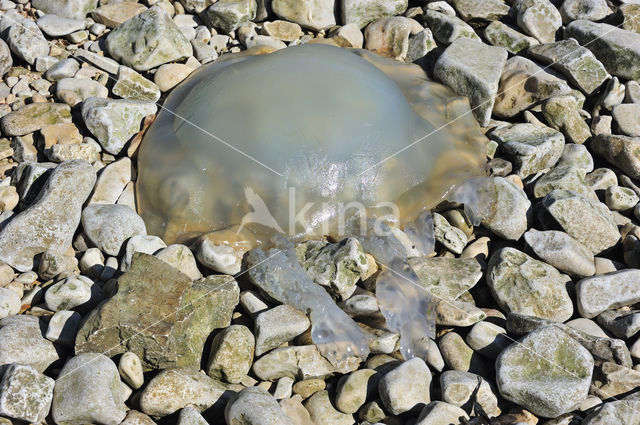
0;364;54;424
32;0;98;20
52;353;127;425
205;324;254;383
496;326;594;418
112;66;161;102
1;102;71;137
487;247;573;322
560;0;611;23
477;177;530;240
106;6;193;72
541;95;592;144
75;253;239;370
226;387;294;425
491;123;564;178
450;0;509;22
364;16;412;60
441;370;500;417
513;0;562;43
591;134;640;180
408;256;482;300
272;0;335;31
342;0;407;28
139;367;229;416
576;270;640;318
82;97;157;155
524;229;595;277
432;212;467;254
205;0;257;33
254;304;310;356
533;166;596;200
297;238;369;300
484;21;539;54
423;10;480;45
540;189;620;254
7;19;49;65
0;160;95;272
335;369;376;414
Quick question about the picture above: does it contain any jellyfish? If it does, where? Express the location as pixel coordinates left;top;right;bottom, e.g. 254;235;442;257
136;43;488;365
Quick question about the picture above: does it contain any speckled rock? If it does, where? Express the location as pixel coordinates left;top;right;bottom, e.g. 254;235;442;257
465;321;510;359
484;21;539;54
416;401;469;425
487;247;573;321
304;390;354;425
408;256;482;300
441;370;501;417
491;123;564;178
1;102;71;137
226;387;295;425
139;367;229;416
591;134;640;180
32;0;98;20
524;229;595;277
88;157;131;205
0;316;59;374
532;166;596;200
0;160;95;272
434;38;507;127
565;20;640;81
557;143;594;172
605;185;639;211
560;0;611;23
252;345;353;381
513;0;562;43
541;95;592;144
76;253;239;370
154;244;202;280
52;353;127;425
254;304;310;356
7;18;49;65
576;270;640;318
496;325;594;418
612;103;640;137
342;0;407;28
205;0;257;33
364;16;412;60
423;10;480;44
82;97;157;155
205;324;254;383
92;2;147;28
528;38;610;95
177;406;209;425
335;369;376;414
378;358;431;415
0;288;19;319
0;40;11;78
37;15;86;37
112;66;161;102
0;364;54;424
541;189;619;254
45;274;99;311
477;177;531;240
106;6;193;72
56;78;109;106
120;234;167;271
272;0;335;31
81;204;146;256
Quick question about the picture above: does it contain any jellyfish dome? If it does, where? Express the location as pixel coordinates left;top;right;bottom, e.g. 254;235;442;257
136;43;487;245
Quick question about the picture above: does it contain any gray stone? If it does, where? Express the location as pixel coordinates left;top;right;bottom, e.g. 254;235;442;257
487;247;574;321
205;324;254;384
557;143;594;172
56;78;109;106
560;0;611;24
252;345;351;381
605;185;639;211
496;325;594;418
484;21;539;54
434;298;486;327
541;95;592;144
139;367;229;416
0;316;59;374
408;256;482;301
513;0;562;43
0;40;11;78
52;353;126;425
493;56;572;118
0;161;95;271
82;97;157;155
1;103;71;137
75;48;120;74
88;157;131;205
432;212;467;254
423;10;480;45
416;401;469;425
45;275;98;311
364;16;412;60
106;6;193;72
541;189;620;254
76;254;239;370
591;134;640;180
46;310;81;347
154;63;194;92
0;364;54;424
0;288;19;319
477;177;530;240
45;59;80;81
533;166;595;200
434;38;506;127
342;0;407;28
491;123;564;178
450;0;509;22
583;396;640;424
304;390;354;425
406;29;436;63
441;370;500;417
178;406;208;425
82;203;146;256
254;305;310;356
112;66;161;102
226;387;294;425
335;369;376;414
121;234;167;271
597;309;640;339
205;0;256;33
118;351;144;390
576;270;640;318
120;410;156;425
465;321;510;358
612;103;640;137
438;331;485;374
32;0;98;20
524;229;595;277
37;14;85;37
154;244;202;280
7;18;49;65
528;38;610;95
272;0;335;31
565;20;640;81
378;358;431;415
92;2;147;28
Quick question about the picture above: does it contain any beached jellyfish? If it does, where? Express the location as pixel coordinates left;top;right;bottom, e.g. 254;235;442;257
136;43;488;365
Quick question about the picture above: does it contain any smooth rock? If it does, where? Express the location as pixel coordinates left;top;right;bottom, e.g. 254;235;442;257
364;16;412;60
560;0;611;23
82;203;146;256
378;358;431;415
112;66;161;102
272;0;335;31
576;270;640;318
56;77;109;106
7;18;49;65
118;351;144;390
120;234;167;272
205;0;256;33
424;10;480;45
524;229;595;277
0;288;19;319
557;143;594;172
31;0;98;20
92;2;147;28
605;185;639;211
154;244;201;280
304;390;354;425
484;21;539;54
252;345;348;381
254;304;310;356
541;95;592;144
37;14;86;37
341;0;407;28
477;177;530;240
0;316;59;374
416;401;469;425
335;369;376;414
205;324;254;384
154;63;193;92
465;321;510;359
440;370;500;417
449;0;509;22
409;256;482;301
226;387;294;425
45;274;98;311
612;103;640;137
1;103;71;137
89;157;131;204
532;166;595;200
513;0;562;43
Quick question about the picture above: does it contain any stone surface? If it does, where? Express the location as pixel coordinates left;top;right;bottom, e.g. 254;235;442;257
32;0;98;20
533;166;595;200
106;6;193;72
7;18;49;65
450;0;509;22
524;229;595;277
416;401;469;425
497;326;593;418
378;358;431;415
112;66;161;102
154;244;202;280
252;345;354;381
1;103;71;137
487;247;573;322
154;63;193;92
434;37;507;127
205;324;254;383
304;390;354;425
476;177;530;240
254;304;310;356
541;95;592;144
576;270;640;318
335;368;376;414
76;253;239;370
424;10;480;45
205;0;257;33
612;103;640;137
82;97;157;155
51;353;127;425
92;2;147;28
540;189;620;254
591;134;640;180
441;370;501;417
82;204;146;256
364;16;412;60
37;14;86;37
272;0;335;31
0;161;95;272
0;316;59;374
225;387;294;425
484;21;539;54
565;20;640;81
408;256;482;300
139;367;229;416
342;0;407;28
513;0;562;43
0;364;54;424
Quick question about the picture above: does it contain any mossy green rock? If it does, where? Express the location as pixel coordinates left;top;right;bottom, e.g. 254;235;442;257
496;325;594;418
205;324;254;384
541;95;592;144
484;21;539;54
487;247;573;322
75;253;239;371
408;256;482;300
0;102;71;137
106;6;192;72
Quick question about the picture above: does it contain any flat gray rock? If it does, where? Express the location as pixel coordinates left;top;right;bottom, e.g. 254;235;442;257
576;270;640;318
591;134;640;179
36;14;85;36
0;316;59;374
82;203;146;256
1;102;71;136
32;0;98;20
524;229;595;277
513;0;562;43
0;160;95;271
341;0;407;28
408;256;482;300
225;387;294;425
0;364;54;424
484;21;539;54
533;166;596;200
7;18;49;65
